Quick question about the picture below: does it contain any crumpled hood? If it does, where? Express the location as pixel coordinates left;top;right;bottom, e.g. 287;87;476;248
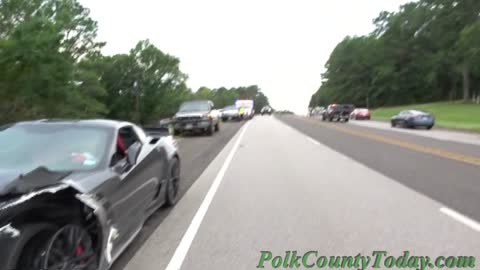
175;111;209;118
0;167;71;196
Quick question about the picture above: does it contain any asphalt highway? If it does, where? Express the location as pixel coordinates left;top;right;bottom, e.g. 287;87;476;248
121;116;480;270
110;121;244;270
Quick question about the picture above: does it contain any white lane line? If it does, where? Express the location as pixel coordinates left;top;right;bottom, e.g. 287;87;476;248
165;121;251;270
306;136;320;145
439;207;480;232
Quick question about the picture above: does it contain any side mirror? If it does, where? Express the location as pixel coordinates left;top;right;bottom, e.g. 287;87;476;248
127;142;142;165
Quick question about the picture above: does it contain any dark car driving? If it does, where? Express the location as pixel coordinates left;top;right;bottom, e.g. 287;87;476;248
391;110;435;129
0;119;180;270
322;104;355;122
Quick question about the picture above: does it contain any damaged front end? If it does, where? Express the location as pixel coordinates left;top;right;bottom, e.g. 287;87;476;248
0;174;111;270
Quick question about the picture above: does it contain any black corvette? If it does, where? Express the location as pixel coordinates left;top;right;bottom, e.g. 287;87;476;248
0;119;180;270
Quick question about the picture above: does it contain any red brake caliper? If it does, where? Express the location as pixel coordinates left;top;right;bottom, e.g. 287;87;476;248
75;245;85;256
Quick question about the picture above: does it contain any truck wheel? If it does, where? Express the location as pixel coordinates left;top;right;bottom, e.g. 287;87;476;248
206;124;214;136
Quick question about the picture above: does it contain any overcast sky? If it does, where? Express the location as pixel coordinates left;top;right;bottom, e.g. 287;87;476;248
79;0;411;114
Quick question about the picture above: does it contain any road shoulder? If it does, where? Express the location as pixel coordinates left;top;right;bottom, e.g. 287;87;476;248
124;123;247;270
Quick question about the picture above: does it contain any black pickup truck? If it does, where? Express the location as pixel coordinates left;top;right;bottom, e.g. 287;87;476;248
322;104;355;123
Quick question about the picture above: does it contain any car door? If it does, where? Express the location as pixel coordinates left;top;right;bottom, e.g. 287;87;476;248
107;125;162;254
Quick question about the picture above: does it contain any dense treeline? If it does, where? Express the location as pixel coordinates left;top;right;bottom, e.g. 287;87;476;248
310;0;480;108
0;0;270;125
194;85;270;114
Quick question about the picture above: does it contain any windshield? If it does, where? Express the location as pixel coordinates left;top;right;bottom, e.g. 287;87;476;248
179;102;210;112
223;106;237;111
0;124;111;172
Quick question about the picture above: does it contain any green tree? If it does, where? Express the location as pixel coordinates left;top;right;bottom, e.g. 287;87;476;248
0;0;105;123
310;0;480;109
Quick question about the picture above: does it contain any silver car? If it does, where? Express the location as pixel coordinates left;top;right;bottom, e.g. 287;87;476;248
391;110;435;129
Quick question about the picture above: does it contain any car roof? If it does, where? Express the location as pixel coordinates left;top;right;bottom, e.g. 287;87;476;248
11;119;131;129
406;110;427;115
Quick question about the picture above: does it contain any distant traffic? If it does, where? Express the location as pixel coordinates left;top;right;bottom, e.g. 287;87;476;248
309;104;435;130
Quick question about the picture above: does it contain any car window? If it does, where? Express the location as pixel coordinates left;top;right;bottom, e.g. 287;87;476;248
179;102;210;112
0;124;111;172
133;125;147;144
223;105;237;111
119;126;141;149
112;126;141;166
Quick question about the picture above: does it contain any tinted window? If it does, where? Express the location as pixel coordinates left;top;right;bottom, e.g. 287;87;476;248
0;124;111;172
118;126;140;149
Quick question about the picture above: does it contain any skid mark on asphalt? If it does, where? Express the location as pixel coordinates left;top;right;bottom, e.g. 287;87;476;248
304;118;480;167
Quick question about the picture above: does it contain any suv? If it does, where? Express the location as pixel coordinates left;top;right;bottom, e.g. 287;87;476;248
322;104;355;123
173;100;220;135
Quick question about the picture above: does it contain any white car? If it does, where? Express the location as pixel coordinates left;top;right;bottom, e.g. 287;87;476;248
221;105;240;121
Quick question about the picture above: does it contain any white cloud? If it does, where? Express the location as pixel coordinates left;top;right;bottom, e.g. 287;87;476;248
79;0;411;114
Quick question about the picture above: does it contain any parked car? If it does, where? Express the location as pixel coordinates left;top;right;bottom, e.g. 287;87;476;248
309;106;325;117
0;119;180;270
391;110;435;129
172;100;220;135
159;118;172;129
235;100;255;120
350;108;371;120
322;104;355;122
221;105;240;121
260;106;273;115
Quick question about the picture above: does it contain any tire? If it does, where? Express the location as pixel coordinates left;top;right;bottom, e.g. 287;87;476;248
391;121;396;127
206;124;214;136
18;223;98;270
13;223;57;270
165;158;180;206
45;225;97;270
344;118;349;123
427;125;433;130
214;122;220;132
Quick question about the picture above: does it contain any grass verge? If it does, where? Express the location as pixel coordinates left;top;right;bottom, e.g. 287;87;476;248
372;101;480;133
